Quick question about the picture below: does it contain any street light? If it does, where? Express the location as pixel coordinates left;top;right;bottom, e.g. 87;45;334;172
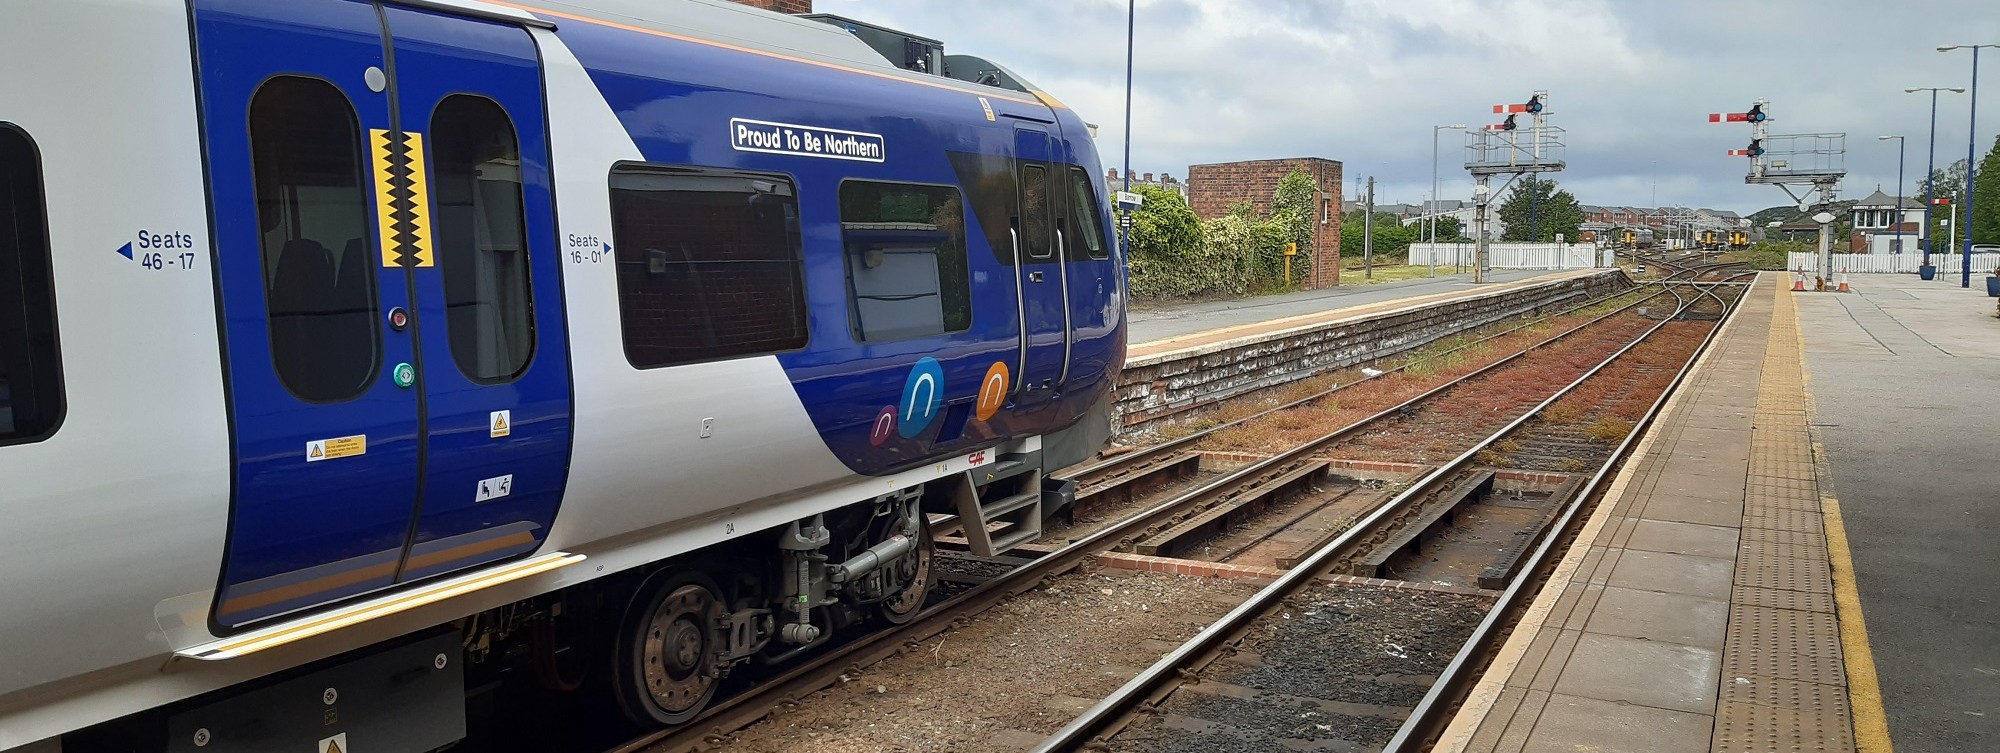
1879;135;1906;256
1119;0;1134;260
1906;86;1966;272
1430;123;1466;277
1940;44;1997;287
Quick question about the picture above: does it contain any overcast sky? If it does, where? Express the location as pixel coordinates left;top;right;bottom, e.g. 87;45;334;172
823;0;2000;214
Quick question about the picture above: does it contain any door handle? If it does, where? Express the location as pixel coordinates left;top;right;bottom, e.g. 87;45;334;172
1029;271;1045;282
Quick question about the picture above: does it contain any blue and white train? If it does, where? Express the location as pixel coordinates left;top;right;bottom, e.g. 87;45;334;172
0;0;1124;749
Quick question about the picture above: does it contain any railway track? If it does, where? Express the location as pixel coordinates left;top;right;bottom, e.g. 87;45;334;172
1030;274;1751;753
596;266;1751;753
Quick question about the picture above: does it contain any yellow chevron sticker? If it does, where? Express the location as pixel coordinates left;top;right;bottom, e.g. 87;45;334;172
401;132;434;268
371;129;399;268
369;129;436;268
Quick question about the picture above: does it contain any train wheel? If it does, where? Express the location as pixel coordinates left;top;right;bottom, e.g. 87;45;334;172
877;525;936;625
613;571;725;726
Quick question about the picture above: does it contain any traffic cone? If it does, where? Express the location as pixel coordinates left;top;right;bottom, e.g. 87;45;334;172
1792;270;1806;291
1837;268;1850;293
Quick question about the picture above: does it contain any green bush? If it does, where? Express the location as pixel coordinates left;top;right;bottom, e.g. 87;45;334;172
1725;239;1813;271
1127;169;1320;297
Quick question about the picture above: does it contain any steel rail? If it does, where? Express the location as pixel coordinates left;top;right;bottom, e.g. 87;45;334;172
1376;273;1751;753
606;281;1688;753
1030;281;1722;752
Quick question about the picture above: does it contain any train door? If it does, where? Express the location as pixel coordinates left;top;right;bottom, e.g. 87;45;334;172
1056;143;1116;392
1012;127;1070;405
381;5;572;584
195;0;571;628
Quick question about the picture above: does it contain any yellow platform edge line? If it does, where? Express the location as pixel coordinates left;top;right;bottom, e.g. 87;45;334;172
1790;284;1894;753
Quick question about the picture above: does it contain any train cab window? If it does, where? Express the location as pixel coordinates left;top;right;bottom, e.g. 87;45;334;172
1067;167;1108;260
431;95;535;383
838;181;972;342
1019;164;1051;259
0;124;62;442
608;164;808;368
248;76;380;402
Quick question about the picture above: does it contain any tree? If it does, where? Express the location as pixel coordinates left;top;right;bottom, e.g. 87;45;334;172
1127;185;1201;259
1914;158;1970;252
1432;215;1463;241
1496;176;1584;242
1123;185;1206;297
1270;168;1318;258
1974;134;2000;246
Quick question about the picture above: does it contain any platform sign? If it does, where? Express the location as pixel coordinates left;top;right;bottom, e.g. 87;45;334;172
1115;191;1144;211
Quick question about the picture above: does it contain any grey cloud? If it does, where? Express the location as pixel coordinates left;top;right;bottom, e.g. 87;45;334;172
824;0;1999;212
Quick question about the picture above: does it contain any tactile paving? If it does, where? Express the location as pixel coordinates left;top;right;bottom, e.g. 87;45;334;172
1739;540;1826;563
1731;585;1834;614
1721;620;1847;686
1746;477;1814;495
1725;604;1843;659
1736;549;1833;593
1743;493;1820;512
1720;674;1851;716
1716;699;1856;752
1742;507;1824;533
1739;527;1826;548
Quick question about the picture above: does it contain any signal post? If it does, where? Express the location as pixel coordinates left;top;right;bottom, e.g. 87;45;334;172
1465;91;1566;283
1712;99;1847;288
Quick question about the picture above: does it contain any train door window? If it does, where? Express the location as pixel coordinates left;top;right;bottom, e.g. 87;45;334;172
1019;164;1051;259
0;124;61;443
608;164;808;368
838;181;971;342
430;94;534;383
248;76;380;402
1066;167;1107;260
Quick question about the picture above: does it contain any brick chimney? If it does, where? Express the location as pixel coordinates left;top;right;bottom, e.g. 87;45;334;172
731;0;812;13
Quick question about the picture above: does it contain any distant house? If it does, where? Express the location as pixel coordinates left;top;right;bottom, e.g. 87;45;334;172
1846;187;1923;254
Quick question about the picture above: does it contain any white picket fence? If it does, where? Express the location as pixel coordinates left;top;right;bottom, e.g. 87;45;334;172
1408;243;1613;270
1786;252;2000;275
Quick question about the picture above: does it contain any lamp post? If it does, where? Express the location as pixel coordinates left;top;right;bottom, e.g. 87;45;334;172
1940;44;1996;287
1118;0;1134;258
1430;123;1466;277
1906;87;1966;270
1880;135;1906;255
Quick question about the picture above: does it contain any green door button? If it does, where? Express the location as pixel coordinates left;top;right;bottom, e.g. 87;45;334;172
393;362;416;388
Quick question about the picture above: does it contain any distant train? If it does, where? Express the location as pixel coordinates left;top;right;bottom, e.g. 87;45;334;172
0;1;1124;750
1616;227;1657;250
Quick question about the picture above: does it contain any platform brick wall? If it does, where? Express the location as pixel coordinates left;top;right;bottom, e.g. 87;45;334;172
1186;158;1344;288
730;0;813;13
1112;270;1633;431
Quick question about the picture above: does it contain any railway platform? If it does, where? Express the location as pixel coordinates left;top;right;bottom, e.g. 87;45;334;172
1115;268;1625;428
1437;274;2000;753
1127;268;1593;354
1436;275;1866;753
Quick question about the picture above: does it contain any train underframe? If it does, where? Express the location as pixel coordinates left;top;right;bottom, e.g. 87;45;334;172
67;480;966;752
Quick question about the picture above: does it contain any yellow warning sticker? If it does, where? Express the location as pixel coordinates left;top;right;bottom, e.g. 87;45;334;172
318;732;348;753
490;410;511;438
306;435;367;462
978;96;995;121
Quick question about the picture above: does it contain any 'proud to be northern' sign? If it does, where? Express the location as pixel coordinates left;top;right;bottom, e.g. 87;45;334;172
730;118;887;163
